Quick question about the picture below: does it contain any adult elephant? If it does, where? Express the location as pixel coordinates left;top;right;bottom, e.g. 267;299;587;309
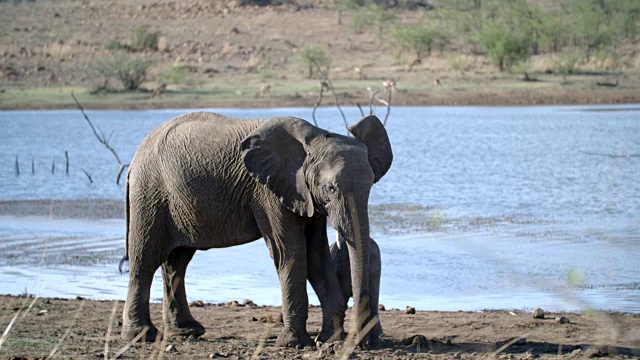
120;112;392;348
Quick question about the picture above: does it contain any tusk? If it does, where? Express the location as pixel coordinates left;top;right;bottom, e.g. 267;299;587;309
335;229;344;250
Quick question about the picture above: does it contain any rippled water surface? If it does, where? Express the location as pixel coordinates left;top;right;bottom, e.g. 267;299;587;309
1;105;639;312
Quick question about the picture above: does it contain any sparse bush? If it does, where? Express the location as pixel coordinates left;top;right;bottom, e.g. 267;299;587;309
593;48;624;70
158;65;187;85
349;4;396;39
553;52;582;82
477;20;530;72
298;46;331;79
105;39;129;52
389;24;437;63
130;25;159;52
96;54;152;91
446;55;472;76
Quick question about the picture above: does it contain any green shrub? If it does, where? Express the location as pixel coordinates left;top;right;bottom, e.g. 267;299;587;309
105;39;129;52
389;24;437;63
298;46;332;79
97;54;152;91
158;65;187;85
130;25;159;52
446;55;472;76
350;4;396;39
553;52;582;82
477;20;530;72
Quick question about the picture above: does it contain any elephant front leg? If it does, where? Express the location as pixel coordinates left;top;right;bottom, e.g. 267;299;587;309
161;247;205;338
262;235;315;348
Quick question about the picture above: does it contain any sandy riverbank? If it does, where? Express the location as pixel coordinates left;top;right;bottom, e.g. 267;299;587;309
1;295;639;359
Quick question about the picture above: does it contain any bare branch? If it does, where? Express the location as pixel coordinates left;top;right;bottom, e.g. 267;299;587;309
356;103;365;117
367;87;383;115
81;169;93;184
312;76;329;127
383;88;392;126
310;60;349;133
72;92;130;184
71;92;123;166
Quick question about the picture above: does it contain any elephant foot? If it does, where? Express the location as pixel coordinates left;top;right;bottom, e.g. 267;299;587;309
276;327;315;349
163;320;206;338
120;323;161;343
315;328;346;345
354;330;383;350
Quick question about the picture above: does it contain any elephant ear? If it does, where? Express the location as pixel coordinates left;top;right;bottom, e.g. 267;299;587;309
348;115;393;183
241;117;318;218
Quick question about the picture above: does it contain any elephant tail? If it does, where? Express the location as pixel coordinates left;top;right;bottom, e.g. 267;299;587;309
119;169;131;274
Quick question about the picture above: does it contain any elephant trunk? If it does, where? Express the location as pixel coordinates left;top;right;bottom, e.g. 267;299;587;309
337;192;373;344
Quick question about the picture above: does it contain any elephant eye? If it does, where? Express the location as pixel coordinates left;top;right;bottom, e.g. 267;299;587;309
321;183;337;202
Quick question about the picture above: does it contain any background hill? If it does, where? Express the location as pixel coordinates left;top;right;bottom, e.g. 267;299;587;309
1;0;639;108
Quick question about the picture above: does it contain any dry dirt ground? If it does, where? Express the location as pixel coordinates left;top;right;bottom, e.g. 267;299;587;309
1;295;639;359
1;0;640;109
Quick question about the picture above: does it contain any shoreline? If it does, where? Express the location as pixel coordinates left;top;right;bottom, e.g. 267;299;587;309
1;295;638;359
2;84;640;111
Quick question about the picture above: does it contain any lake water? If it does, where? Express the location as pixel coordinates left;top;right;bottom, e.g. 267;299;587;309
0;105;639;312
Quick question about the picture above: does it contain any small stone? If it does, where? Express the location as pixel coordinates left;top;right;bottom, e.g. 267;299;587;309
189;300;205;307
585;347;606;358
37;309;48;316
532;308;544;319
445;338;452;346
157;36;168;52
164;344;178;353
242;299;255;306
378;304;386;311
555;316;570;324
405;306;416;314
225;300;242;307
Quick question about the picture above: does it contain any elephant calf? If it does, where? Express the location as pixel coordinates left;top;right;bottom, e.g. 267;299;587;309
330;234;383;346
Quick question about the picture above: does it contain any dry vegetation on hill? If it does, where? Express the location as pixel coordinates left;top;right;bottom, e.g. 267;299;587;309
0;0;639;108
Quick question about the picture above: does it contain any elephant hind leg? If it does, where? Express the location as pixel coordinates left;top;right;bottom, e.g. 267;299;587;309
121;258;162;342
162;246;204;338
121;208;169;342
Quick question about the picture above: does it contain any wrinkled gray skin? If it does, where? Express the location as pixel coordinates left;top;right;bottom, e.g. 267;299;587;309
120;112;392;348
330;234;383;346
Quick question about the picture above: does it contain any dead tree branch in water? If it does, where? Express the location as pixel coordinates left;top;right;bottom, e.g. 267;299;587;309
81;169;94;184
310;60;349;132
310;64;395;134
71;92;129;184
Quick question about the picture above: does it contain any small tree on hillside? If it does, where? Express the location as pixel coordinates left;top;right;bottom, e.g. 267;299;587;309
389;24;439;64
298;46;332;79
96;54;152;91
477;20;530;72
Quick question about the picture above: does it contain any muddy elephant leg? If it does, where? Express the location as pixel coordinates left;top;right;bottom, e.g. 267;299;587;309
368;239;383;342
306;220;346;344
161;247;204;338
121;253;163;342
329;240;351;334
